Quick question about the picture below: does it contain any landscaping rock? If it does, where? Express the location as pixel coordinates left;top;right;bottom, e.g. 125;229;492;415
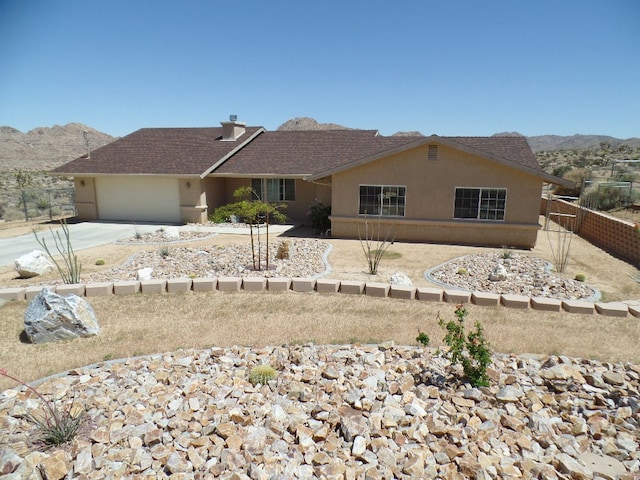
1;346;638;478
162;226;180;240
137;267;153;281
389;272;412;286
489;263;508;282
24;288;100;343
14;250;54;278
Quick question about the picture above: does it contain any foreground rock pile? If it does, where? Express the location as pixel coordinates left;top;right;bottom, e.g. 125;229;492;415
1;344;639;479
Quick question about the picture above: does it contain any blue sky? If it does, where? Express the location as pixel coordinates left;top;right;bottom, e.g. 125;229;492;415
1;1;638;138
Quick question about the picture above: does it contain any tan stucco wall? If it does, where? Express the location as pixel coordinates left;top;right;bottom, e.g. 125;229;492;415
73;177;98;220
330;143;543;248
178;178;207;223
205;177;331;224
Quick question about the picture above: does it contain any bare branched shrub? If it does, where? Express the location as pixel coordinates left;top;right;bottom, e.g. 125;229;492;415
357;214;395;275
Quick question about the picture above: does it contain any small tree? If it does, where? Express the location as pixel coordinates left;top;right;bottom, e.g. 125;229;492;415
211;187;287;270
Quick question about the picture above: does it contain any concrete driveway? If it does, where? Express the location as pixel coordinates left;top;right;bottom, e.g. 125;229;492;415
0;222;295;267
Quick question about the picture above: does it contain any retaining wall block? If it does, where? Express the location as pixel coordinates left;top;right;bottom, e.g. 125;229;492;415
500;294;530;309
268;278;291;291
626;303;640;318
85;282;114;297
0;287;26;301
316;279;340;294
55;284;86;296
365;282;389;298
292;278;316;293
192;277;217;292
218;277;242;292
167;278;193;294
416;287;444;302
242;277;266;292
141;280;167;294
113;281;141;295
390;285;416;300
340;280;365;295
594;302;629;318
471;291;500;307
444;290;471;304
25;286;44;301
562;300;595;315
531;297;562;312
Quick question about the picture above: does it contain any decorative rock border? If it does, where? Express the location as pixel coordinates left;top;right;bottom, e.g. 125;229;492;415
1;277;638;318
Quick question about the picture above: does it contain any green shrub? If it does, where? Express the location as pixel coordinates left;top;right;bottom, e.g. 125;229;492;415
416;331;430;347
309;202;331;234
438;305;492;387
159;246;170;258
456;268;468;275
248;365;277;386
95;258;105;266
584;185;635;211
574;272;586;282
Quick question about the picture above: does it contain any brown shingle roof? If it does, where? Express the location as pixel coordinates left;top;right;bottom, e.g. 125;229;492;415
52;127;263;176
447;136;540;171
214;130;421;176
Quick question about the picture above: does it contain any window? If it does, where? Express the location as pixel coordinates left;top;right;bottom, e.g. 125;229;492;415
454;188;506;220
359;185;406;216
251;178;295;202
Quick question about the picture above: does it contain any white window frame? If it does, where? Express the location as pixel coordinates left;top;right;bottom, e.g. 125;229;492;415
251;178;296;202
454;187;507;221
359;184;406;217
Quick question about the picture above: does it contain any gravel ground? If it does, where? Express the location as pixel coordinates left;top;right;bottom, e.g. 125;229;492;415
427;252;597;300
84;234;598;300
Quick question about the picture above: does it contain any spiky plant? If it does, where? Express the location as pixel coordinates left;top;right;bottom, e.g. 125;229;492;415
248;365;277;386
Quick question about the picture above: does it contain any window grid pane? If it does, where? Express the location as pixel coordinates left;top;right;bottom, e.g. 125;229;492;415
359;185;406;217
455;188;505;220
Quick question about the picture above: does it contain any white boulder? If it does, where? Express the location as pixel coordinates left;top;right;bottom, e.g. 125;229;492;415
489;263;508;282
137;268;154;280
24;288;100;344
14;250;55;278
390;272;413;286
163;226;180;240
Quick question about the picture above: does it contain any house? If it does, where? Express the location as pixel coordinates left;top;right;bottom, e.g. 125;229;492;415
52;118;572;248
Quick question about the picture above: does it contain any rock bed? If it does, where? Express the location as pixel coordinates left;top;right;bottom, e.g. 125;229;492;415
1;344;638;478
88;239;330;282
115;230;215;244
428;252;597;300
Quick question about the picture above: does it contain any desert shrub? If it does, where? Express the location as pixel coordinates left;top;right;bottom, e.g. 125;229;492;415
276;241;290;260
574;272;586;282
0;203;5;218
551;164;572;177
554;168;590;198
248;365;277;386
358;214;395;275
0;368;85;446
309;202;331;234
438;305;492;387
33;219;82;284
583;185;634;211
95;258;105;266
159;246;170;258
209;204;243;224
456;268;468;275
416;331;430;347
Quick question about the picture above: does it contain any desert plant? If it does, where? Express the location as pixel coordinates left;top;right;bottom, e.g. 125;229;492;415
33;219;82;284
416;331;430;347
500;245;513;260
159;245;170;258
276;241;290;260
583;184;635;211
357;214;395;275
574;272;586;282
248;365;277;385
309;202;331;234
95;258;105;266
456;268;468;275
438;305;492;387
0;368;85;446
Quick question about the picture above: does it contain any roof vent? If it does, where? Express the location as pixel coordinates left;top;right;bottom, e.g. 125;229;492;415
221;116;246;141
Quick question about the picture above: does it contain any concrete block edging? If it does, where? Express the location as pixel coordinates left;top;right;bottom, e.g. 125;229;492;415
0;277;630;318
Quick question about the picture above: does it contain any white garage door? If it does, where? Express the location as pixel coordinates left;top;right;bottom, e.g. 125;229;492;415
96;176;181;223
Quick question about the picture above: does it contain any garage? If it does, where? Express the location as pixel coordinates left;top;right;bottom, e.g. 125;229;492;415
95;176;181;223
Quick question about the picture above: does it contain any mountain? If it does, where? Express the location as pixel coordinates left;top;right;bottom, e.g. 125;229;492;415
0;123;115;171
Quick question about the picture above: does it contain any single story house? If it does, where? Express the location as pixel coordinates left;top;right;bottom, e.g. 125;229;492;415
52;118;572;248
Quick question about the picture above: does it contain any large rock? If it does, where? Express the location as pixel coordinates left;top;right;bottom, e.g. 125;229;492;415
390;272;412;286
14;250;55;278
489;263;508;282
24;288;100;344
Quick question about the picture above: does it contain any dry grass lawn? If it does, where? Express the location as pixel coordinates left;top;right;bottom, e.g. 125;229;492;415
1;217;639;391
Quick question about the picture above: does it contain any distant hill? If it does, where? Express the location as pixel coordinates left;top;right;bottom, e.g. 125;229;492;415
0;123;115;171
1;119;638;174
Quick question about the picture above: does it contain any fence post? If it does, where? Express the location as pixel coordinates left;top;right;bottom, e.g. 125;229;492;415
21;190;29;222
48;189;53;221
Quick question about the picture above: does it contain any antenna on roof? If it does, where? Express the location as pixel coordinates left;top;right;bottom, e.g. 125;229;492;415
229;114;238;122
83;130;90;158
